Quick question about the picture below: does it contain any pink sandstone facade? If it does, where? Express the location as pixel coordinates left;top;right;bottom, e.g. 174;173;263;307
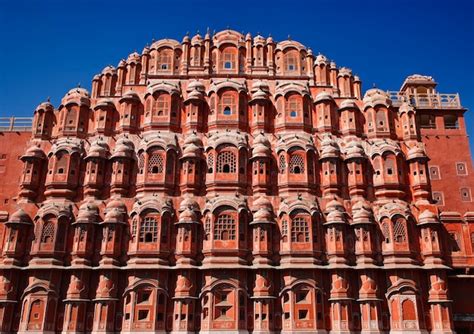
0;29;473;334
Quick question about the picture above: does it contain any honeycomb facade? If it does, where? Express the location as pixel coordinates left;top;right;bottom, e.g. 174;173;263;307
0;29;473;333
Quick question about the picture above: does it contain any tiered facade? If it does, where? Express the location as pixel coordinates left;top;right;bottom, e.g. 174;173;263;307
0;29;473;334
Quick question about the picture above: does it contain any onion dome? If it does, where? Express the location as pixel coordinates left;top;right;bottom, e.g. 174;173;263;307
75;202;98;224
354;75;361;82
398;102;415;115
251;133;272;159
127;52;141;64
111;136;135;159
182;34;191;44
307;48;313;56
7;208;31;225
325;199;344;212
142;46;150;55
319;136;340;160
339;99;359;111
93;74;101;81
251;197;274;225
119;90;140;103
252;196;273;211
338;67;352;77
244;32;251;41
314;91;335;104
344;140;365;161
325;209;345;225
181;133;204;159
315;53;329;65
62;87;91;107
103;199;126;224
178;207;198;224
179;197;200;212
250;80;270;103
406;144;428;161
21;145;46;161
418;210;440;225
330;61;337;69
363;88;392;109
93;98;115;110
86;139;110;159
266;36;274;44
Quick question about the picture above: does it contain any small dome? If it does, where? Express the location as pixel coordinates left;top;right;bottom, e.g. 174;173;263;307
101;65;116;75
245;32;252;41
127;52;141;63
35;101;54;113
111;137;135;159
120;90;140;103
319;136;340;159
407;144;427;161
179;207;197;223
325;199;344;212
93;98;115;110
266;36;274;44
251;133;272;159
107;198;126;210
253;34;265;45
326;209;345;224
187;79;205;92
142;46;150;54
76;202;98;223
330;61;337;68
62;87;91;107
93;74;101;81
352;206;372;224
418;210;439;225
354;75;361;82
182;34;191;43
337;67;352;77
252;196;273;211
315;54;329;65
398;102;415;115
314;91;334;104
339;99;358;111
8;208;31;224
251;80;270;92
344;141;365;160
22;145;46;160
191;33;202;45
86;139;110;159
179;197;199;212
253;207;273;223
363;88;392;109
182;133;204;159
118;59;126;68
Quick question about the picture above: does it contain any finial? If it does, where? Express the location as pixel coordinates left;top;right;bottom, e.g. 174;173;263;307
372;83;376;88
77;82;81;88
257;31;260;35
186;31;189;36
226;25;230;30
47;96;50;102
197;29;200;34
288;34;291;40
206;27;210;34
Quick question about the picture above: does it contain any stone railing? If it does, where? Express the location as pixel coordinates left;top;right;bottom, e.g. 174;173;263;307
387;91;462;109
0;117;33;132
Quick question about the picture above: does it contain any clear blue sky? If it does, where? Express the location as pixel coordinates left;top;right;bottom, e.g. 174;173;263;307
1;0;473;147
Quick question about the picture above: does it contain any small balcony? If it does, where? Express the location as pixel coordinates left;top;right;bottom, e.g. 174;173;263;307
387;91;462;109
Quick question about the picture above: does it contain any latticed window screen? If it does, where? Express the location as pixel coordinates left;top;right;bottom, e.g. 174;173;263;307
381;221;391;243
289;154;305;174
138;153;145;174
285;53;298;72
131;219;138;238
140;217;158;243
205;217;211;235
281;219;288;237
393;219;407;243
286;97;301;117
221;50;236;69
158;50;172;70
214;214;236;240
279;155;287;174
41;222;55;243
148;152;164;174
291;217;310;242
220;93;236;115
55;152;68;174
154;95;169;116
207;153;214;173
217;151;236;173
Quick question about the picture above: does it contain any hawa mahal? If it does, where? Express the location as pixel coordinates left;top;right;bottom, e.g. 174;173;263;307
0;29;473;334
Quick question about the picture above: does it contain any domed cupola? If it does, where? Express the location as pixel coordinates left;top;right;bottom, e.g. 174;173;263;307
350;201;376;265
249;80;271;132
183;80;206;132
175;198;200;265
33;100;55;139
250;133;273;194
58;87;91;137
337;67;354;98
343;140;368;199
314;53;330;86
314;91;337;133
319;136;342;198
110;136;135;197
180;133;205;194
117;89;140;133
96;199;126;266
363;88;393;138
93;98;116;135
250;196;275;265
323;199;348;265
84;139;110;197
398;102;418;140
70;202;98;265
2;209;32;265
99;65;117;96
406;143;430;203
19;145;47;201
339;99;360;135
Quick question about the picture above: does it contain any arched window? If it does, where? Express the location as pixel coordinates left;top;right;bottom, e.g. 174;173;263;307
220;92;236;115
148;150;164;174
153;95;170;117
376;109;386;130
221;47;236;70
393;218;407;243
41;221;55;243
291;216;310;242
381;219;391;243
286;95;301;118
289;153;305;174
158;49;172;70
214;213;236;240
279;154;287;174
281;219;288;242
217;151;236;173
402;299;416;321
138;153;145;174
284;50;298;72
207;152;214;173
28;299;43;324
55;151;68;174
140;216;158;243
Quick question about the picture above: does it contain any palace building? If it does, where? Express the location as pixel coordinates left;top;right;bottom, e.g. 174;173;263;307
0;29;473;334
